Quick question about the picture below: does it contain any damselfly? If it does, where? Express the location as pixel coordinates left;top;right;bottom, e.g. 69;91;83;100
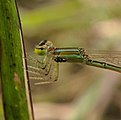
27;40;121;85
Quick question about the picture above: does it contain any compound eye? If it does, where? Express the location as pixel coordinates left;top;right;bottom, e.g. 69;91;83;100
38;40;47;46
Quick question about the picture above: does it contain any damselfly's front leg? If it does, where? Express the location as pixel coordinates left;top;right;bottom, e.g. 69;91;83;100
27;54;47;69
27;54;53;75
42;54;53;75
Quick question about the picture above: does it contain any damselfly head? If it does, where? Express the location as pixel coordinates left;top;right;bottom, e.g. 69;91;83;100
34;40;54;55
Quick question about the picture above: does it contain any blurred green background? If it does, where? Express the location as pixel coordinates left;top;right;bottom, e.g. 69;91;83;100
1;0;121;120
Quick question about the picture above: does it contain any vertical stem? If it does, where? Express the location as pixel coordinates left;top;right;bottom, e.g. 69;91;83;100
0;0;34;120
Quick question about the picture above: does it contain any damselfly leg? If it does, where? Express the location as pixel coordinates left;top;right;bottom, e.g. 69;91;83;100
26;52;59;85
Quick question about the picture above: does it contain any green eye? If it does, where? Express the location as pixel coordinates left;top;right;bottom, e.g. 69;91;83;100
34;48;46;55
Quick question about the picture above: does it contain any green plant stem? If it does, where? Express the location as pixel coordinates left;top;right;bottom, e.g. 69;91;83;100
0;0;34;120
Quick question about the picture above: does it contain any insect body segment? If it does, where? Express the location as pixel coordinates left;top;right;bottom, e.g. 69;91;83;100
27;40;121;85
